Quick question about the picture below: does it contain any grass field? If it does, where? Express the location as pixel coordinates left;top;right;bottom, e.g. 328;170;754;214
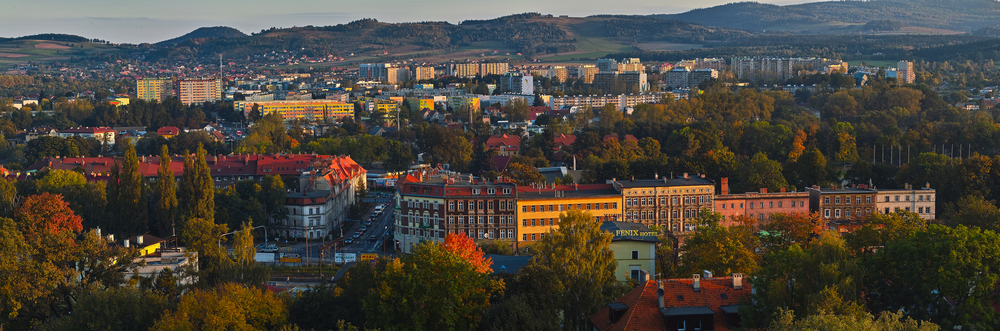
0;40;119;69
536;37;639;61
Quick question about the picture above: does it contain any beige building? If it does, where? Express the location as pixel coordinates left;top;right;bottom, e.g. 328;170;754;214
577;65;599;84
601;221;657;282
414;66;435;80
178;78;222;105
611;174;715;234
450;63;480;77
548;66;569;83
480;62;510;76
875;183;935;220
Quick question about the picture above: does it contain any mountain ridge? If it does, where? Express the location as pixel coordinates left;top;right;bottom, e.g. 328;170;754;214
156;26;247;46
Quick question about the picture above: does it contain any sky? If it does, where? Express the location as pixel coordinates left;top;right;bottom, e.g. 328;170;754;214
0;0;814;44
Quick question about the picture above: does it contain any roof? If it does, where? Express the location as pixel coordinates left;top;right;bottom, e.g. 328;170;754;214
491;155;511;173
486;254;531;274
517;184;619;200
59;126;115;134
156;126;180;135
486;134;521;150
611;176;715;189
553;134;576;148
589;277;751;331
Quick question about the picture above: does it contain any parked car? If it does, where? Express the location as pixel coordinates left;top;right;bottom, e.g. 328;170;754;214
360;226;367;233
353;232;361;238
345;238;354;244
365;220;371;226
260;243;278;252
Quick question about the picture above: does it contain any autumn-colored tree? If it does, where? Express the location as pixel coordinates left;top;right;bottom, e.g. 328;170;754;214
504;162;546;186
843;211;928;256
769;309;939;331
152;283;288;330
787;129;807;162
17;192;83;239
759;212;822;253
442;232;493;274
364;240;502;330
180;217;229;286
948;195;1000;231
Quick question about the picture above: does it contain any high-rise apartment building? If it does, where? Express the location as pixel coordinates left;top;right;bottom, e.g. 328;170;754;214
449;63;480;77
731;58;795;82
358;63;392;81
234;100;353;121
548;66;569;83
897;61;915;84
593;72;648;94
137;77;174;103
177;78;222;106
577;65;599;84
414;66;435;81
386;67;410;84
500;74;534;95
480;62;510;76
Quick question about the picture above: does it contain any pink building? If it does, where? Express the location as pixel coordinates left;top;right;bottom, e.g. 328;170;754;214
714;178;810;227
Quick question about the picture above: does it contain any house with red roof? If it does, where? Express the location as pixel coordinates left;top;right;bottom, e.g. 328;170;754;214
553;134;576;151
590;274;751;331
486;134;521;156
59;126;116;145
156;126;180;139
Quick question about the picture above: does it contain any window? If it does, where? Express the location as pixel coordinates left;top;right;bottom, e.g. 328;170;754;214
488;201;494;209
824;197;830;204
531;234;536;241
587;204;592;210
449;217;455;224
549;205;554;211
478;230;483;239
503;188;510;194
866;197;871;204
488;188;495;194
522;219;527;226
885;196;890;202
905;207;911;212
522;234;527;241
722;204;726;210
824;209;831;218
469;202;475;210
531;206;536;212
631;251;639;259
458;202;464;211
522;206;527;213
768;202;773;208
478;201;483;210
672;197;678;205
473;189;480;195
604;203;609;209
919;195;924;202
626;199;631;207
906;195;910;202
612;203;617;209
488;216;494;224
835;209;841;217
835;197;841;204
660;197;665;205
778;201;783;208
856;197;862;204
478;216;484;224
845;197;851;204
749;202;754;209
919;207;924;213
846;209;851;217
895;196;900;202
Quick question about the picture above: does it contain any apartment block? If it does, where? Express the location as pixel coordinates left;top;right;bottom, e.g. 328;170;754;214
713;178;809;226
516;184;622;248
177;78;222;106
676;58;728;71
577;65;599;84
548;66;569;83
593;72;649;94
449;63;480;77
137;77;174;103
806;185;877;232
874;183;935;220
611;174;716;234
413;66;435;81
394;173;518;254
500;74;534;95
234;100;353;121
480;62;510;76
359;63;392;81
897;61;915;84
731;58;795;82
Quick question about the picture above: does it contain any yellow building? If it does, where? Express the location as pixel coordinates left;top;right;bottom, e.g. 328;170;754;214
448;96;480;112
516;184;622;248
137;77;173;102
407;98;435;111
601;221;658;282
612;174;715;235
235;100;354;121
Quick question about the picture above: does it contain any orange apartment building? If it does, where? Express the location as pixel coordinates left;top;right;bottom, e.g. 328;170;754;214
515;184;622;248
713;178;809;227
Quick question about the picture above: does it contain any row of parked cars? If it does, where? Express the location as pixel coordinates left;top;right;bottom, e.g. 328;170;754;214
345;202;391;245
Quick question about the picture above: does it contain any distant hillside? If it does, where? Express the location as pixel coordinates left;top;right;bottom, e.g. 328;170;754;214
660;0;1000;32
144;14;750;63
0;34;90;43
157;26;247;46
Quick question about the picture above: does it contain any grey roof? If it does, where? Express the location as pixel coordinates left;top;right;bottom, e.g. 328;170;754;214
661;306;715;317
487;254;531;274
612;177;715;188
720;305;740;314
518;187;621;200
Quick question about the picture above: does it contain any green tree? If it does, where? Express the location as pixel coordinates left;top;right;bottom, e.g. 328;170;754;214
364;240;502;330
180;217;229;286
843;211;928;256
948;195;1000;231
741;233;866;328
179;144;215;231
260;175;287;226
155;145;178;237
518;209;624;331
505;98;530;123
769;309;939;331
679;212;760;276
107;142;147;237
40;287;171;331
865;225;1000;330
736;152;789;193
225;221;269;286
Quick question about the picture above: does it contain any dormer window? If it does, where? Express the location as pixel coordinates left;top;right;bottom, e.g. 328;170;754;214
503;188;511;195
488;188;496;194
473;189;480;195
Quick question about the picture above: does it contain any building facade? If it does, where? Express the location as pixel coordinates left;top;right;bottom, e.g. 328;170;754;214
714;178;810;226
234;100;353;121
177;78;222;105
137;77;174;102
413;66;435;80
395;173;518;254
516;184;622;248
276;156;367;240
593;72;649;94
874;183;935;220
600;221;657;282
58;126;116;145
807;185;877;231
612;175;716;234
897;60;915;84
500;74;534;95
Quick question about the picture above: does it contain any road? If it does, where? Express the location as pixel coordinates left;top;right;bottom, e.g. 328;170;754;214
294;192;395;261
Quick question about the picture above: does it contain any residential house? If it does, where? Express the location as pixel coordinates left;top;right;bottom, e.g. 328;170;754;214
874;183;936;220
275;156;366;239
157;126;180;139
806;184;877;233
601;221;658;282
58;126;116;145
611;174;716;235
486;134;521;156
589;274;751;331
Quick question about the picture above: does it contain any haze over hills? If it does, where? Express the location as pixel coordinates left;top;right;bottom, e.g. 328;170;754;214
660;0;1000;32
156;26;248;46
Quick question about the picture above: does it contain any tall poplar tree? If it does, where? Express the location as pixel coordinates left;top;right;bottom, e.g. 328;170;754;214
155;145;178;237
107;142;147;237
179;144;214;227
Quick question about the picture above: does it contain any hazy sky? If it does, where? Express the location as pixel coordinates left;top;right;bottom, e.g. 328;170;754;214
1;0;813;44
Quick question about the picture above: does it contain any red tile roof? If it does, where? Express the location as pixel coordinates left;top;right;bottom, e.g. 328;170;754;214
156;126;180;136
590;277;751;331
486;134;521;151
554;134;576;149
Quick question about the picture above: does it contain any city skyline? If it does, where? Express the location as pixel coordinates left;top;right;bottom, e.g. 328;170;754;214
2;0;811;44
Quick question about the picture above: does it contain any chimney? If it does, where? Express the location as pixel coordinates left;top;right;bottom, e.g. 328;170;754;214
692;274;701;292
760;188;767;194
654;173;659;180
137;235;144;245
733;273;744;290
657;282;665;308
925;182;930;189
683;172;689;179
703;270;713;278
780;187;786;193
721;178;729;195
124;239;130;248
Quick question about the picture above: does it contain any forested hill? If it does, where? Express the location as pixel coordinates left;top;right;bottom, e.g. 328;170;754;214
156;26;247;46
659;0;1000;32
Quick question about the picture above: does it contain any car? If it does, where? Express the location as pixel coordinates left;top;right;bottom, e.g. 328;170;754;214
370;235;377;242
260;243;278;253
353;232;361;239
345;238;354;244
360;226;367;232
365;220;371;226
